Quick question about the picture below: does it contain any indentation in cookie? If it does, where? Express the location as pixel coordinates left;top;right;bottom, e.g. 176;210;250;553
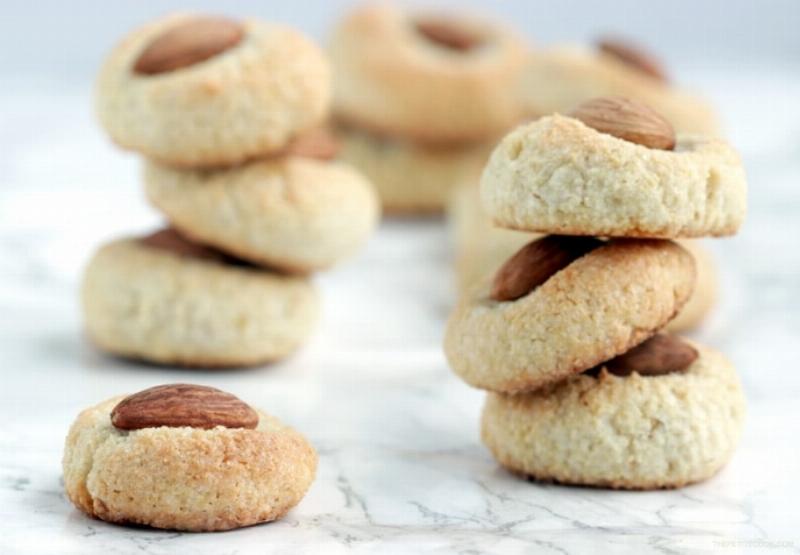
414;18;483;52
490;235;604;302
133;16;244;75
597;37;668;82
585;333;699;377
111;383;259;430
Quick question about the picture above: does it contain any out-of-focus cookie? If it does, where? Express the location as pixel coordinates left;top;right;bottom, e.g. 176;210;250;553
144;157;379;273
63;384;317;531
81;230;319;367
665;240;718;332
330;4;528;144
337;126;491;214
519;41;719;135
482;98;747;238
482;339;745;489
444;237;695;393
96;13;330;168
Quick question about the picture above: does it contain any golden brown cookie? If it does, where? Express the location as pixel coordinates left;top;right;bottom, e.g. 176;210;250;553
63;384;317;531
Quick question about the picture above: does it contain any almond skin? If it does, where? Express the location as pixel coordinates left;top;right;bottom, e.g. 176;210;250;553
570;96;676;150
133;17;244;75
111;384;259;430
491;235;604;302
587;334;699;377
597;37;668;82
415;18;481;51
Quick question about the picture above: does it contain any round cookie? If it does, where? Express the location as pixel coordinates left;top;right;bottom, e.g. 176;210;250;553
519;45;719;135
144;157;379;273
337;125;492;214
330;4;528;143
444;238;696;393
63;385;317;531
665;241;718;332
481;342;745;489
481;113;747;238
81;230;319;367
96;13;330;168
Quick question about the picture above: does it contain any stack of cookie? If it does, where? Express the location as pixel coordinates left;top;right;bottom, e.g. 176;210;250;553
83;13;379;367
445;96;747;488
329;4;528;214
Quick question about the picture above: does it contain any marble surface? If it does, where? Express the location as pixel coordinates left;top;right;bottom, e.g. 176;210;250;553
1;68;800;554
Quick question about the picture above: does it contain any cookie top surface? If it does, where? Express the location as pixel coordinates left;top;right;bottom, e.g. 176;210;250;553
481;111;747;238
96;13;330;168
519;44;719;136
330;4;528;144
444;238;696;393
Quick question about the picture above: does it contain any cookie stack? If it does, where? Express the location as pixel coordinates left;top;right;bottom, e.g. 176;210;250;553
83;13;379;367
329;4;528;214
445;96;747;489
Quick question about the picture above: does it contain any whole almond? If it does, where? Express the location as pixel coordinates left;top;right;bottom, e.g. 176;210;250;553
415;18;481;51
597;37;668;82
491;235;603;302
133;17;244;75
285;127;341;160
589;334;699;377
570;96;676;150
111;384;259;430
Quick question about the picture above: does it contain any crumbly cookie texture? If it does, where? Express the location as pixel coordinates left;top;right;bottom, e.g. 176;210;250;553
145;157;379;272
481;115;747;238
481;343;745;489
519;46;719;136
330;4;528;143
96;13;330;168
447;184;717;331
63;397;317;531
337;125;492;214
81;237;319;367
444;239;695;393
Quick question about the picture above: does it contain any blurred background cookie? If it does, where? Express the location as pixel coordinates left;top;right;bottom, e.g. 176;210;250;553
330;4;528;213
96;14;331;168
81;230;319;367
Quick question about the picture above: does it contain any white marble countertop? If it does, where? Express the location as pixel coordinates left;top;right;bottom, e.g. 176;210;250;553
1;68;800;554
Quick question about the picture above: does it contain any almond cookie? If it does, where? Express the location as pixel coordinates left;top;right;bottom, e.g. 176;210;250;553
330;4;528;144
519;42;719;135
482;340;745;489
444;237;695;393
448;184;717;331
81;230;319;367
96;13;330;168
481;99;747;238
63;384;317;531
144;157;379;273
336;125;492;214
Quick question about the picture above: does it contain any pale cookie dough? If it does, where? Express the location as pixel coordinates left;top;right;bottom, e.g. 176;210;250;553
145;157;379;272
448;184;717;331
337;125;492;214
444;239;695;393
96;13;330;168
63;395;317;531
81;232;319;367
481;115;747;238
519;46;719;135
330;4;528;143
481;343;745;489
